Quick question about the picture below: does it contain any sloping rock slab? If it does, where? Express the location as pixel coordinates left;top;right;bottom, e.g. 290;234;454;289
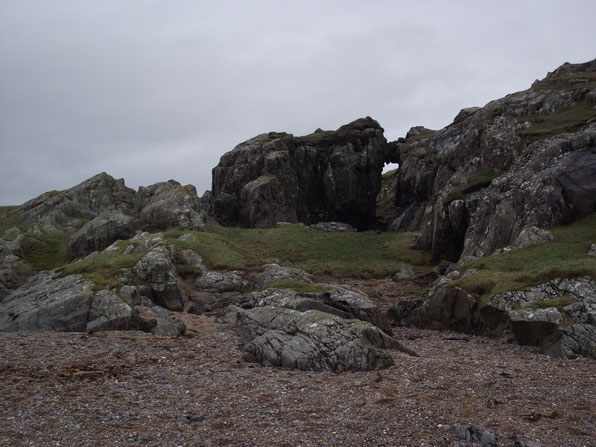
237;286;392;334
253;264;314;289
67;211;137;259
0;272;133;333
217;305;411;371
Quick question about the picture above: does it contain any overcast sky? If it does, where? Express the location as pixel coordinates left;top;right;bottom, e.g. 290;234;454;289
1;1;595;205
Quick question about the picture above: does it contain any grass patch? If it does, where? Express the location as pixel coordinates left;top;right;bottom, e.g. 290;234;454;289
295;117;381;146
530;295;578;310
519;100;596;143
259;280;331;293
176;265;203;278
164;224;431;278
0;209;32;235
445;168;503;203
21;232;71;271
454;213;596;299
58;253;144;290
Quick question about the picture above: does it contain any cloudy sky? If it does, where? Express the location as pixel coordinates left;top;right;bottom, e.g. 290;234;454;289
1;0;595;205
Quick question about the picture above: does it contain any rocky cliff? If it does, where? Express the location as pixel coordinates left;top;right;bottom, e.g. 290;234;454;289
384;59;596;262
211;117;387;230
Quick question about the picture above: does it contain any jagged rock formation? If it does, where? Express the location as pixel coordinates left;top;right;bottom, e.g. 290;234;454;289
10;173;207;259
211;117;387;229
217;285;415;371
385;59;596;261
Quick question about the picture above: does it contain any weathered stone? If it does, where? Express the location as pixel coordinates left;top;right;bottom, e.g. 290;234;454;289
392;265;416;282
589;243;596;256
194;271;249;293
18;173;137;232
253;264;314;289
217;305;407;371
510;226;554;249
454;425;497;446
67;211;137;259
0;272;135;333
133;246;184;311
386;59;596;262
309;222;356;232
544;323;596;359
137;180;206;232
132;305;186;337
212;117;387;230
0;228;25;289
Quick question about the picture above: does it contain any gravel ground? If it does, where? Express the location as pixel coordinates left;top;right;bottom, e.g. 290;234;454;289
0;313;595;447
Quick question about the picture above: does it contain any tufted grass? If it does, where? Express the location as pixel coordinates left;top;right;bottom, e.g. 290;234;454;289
58;253;145;290
21;232;72;271
164;224;431;278
454;213;596;299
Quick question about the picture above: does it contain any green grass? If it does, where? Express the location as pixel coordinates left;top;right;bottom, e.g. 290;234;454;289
0;209;32;235
519;100;596;143
529;295;577;310
21;232;72;271
58;253;145;290
165;224;431;278
454;213;596;299
259;280;331;293
295;117;381;146
445;168;503;203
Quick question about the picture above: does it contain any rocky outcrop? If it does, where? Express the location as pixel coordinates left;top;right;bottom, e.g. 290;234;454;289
133;246;185;311
211;117;387;229
216;277;413;371
137;180;206;232
252;264;314;289
12;173;207;236
217;305;409;371
0;228;25;289
386;59;596;262
309;222;356;232
0;272;131;333
67;211;137;259
18;173;137;232
394;274;596;359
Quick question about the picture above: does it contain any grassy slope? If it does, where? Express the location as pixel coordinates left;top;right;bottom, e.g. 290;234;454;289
166;224;431;279
454;213;596;299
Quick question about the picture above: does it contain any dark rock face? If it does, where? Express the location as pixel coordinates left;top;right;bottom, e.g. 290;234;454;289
385;59;596;262
67;211;137;259
211;117;387;230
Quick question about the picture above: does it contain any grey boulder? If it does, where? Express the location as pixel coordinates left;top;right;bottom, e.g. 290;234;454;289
253;263;314;289
67;211;137;259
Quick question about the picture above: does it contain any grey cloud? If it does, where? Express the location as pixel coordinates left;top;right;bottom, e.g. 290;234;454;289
1;0;595;204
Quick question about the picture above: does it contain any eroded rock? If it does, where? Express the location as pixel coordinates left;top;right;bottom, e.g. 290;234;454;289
253;264;314;289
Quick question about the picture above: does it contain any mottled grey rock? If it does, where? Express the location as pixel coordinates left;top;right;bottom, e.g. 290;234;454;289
194;271;249;293
137;180;207;232
129;232;164;254
67;211;137;259
589;243;596;256
253;264;314;289
511;226;554;249
133;246;184;311
212;117;387;229
217;305;408;371
391;265;416;282
0;272;135;333
545;323;596;359
309;222;356;232
454;425;497;446
133;305;186;336
0;228;25;289
176;249;207;275
509;307;564;346
386;59;596;262
18;172;137;232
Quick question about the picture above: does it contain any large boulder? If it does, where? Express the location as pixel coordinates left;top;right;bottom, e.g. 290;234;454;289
137;180;206;232
253;264;315;289
217;305;408;371
17;173;137;232
236;285;392;334
67;211;137;259
386;59;596;262
0;272;133;333
0;228;25;289
133;246;185;311
211;117;387;230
